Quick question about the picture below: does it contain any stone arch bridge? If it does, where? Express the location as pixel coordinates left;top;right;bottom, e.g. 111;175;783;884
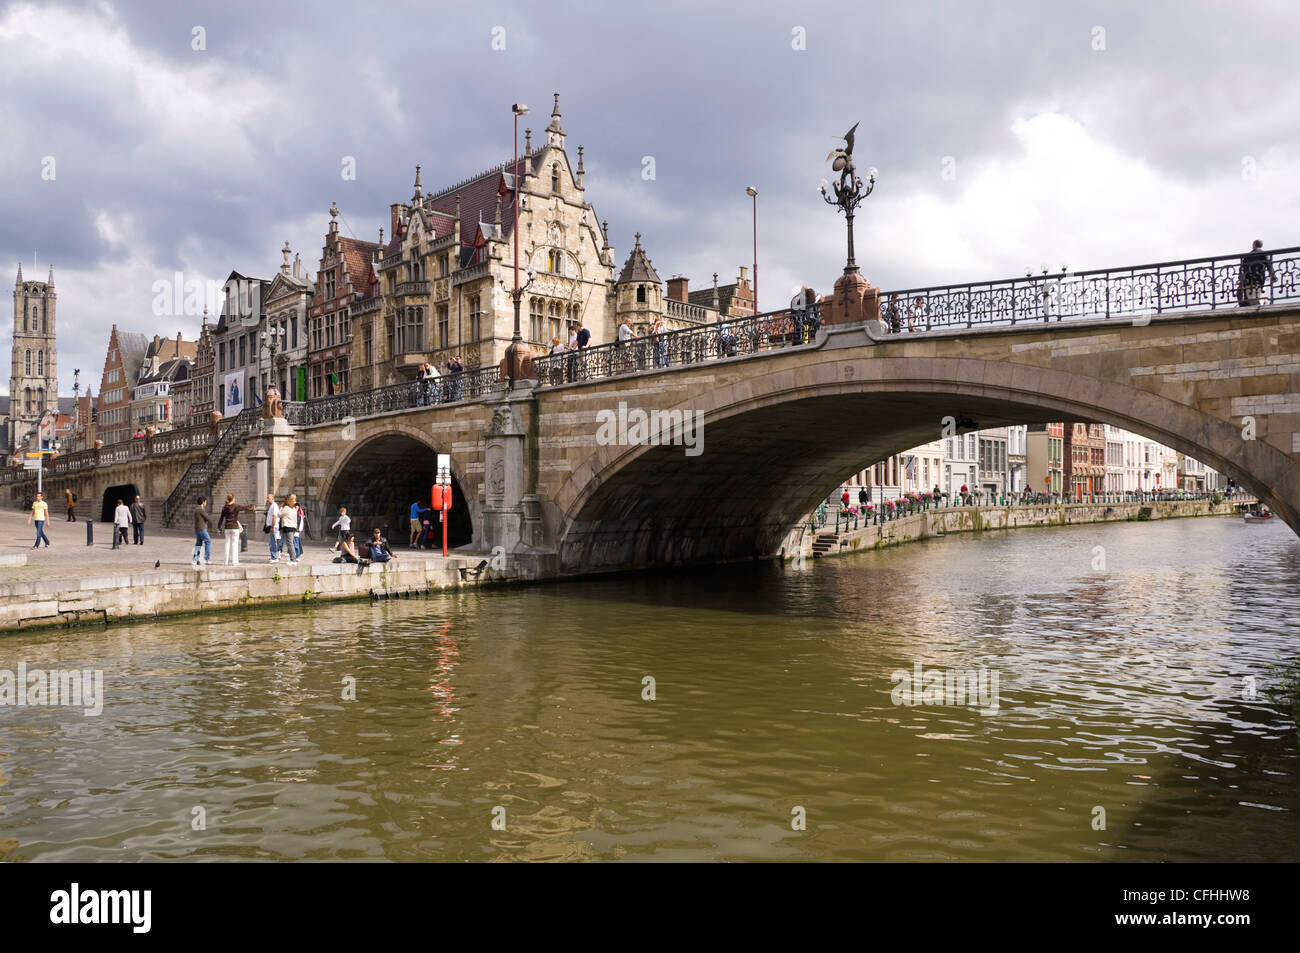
18;254;1300;578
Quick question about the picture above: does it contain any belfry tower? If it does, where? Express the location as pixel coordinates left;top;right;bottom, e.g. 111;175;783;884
11;262;58;449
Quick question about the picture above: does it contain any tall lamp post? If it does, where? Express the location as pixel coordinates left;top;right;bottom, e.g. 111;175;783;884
745;186;758;313
818;122;876;275
504;102;537;388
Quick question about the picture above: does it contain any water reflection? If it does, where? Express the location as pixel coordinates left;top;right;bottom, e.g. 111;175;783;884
0;518;1296;861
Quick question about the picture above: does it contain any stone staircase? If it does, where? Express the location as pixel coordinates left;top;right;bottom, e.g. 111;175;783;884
811;532;839;558
162;408;259;526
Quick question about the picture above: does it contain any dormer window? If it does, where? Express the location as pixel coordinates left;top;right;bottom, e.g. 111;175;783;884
551;163;560;193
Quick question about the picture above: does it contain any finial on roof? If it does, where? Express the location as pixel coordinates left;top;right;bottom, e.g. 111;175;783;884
15;262;22;286
634;232;641;248
202;306;209;327
413;164;423;200
525;128;531;153
494;193;502;227
47;264;54;288
281;240;292;273
601;220;609;247
546;92;565;141
379;225;384;246
455;193;461;218
330;200;338;220
577;145;584;172
551;92;561;119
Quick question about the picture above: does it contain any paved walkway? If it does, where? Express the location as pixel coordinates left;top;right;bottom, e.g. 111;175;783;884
0;505;459;585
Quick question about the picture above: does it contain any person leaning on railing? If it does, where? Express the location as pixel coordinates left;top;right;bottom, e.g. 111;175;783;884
1239;240;1274;306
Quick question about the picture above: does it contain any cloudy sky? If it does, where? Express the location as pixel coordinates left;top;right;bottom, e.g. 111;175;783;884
1;0;1296;396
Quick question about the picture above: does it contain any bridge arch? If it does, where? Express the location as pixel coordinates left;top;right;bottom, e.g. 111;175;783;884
320;423;477;549
549;355;1298;573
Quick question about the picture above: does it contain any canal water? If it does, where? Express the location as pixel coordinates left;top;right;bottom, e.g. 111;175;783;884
1;517;1297;862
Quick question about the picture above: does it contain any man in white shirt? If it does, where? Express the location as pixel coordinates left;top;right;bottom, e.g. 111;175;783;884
617;317;634;371
264;493;281;562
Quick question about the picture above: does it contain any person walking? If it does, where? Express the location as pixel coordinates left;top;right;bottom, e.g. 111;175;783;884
858;487;868;507
28;492;51;548
65;487;77;522
329;506;351;552
113;498;131;547
279;494;301;566
1240;239;1274;306
409;499;423;547
129;494;147;545
264;493;281;562
192;496;212;567
218;493;254;565
841;488;851;508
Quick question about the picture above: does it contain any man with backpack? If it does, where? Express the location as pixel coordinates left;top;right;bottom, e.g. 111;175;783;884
1240;239;1274;306
65;488;78;521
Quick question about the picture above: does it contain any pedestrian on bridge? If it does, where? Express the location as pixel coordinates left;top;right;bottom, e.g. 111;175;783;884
565;328;579;382
885;294;902;333
130;495;147;545
1240;240;1274;306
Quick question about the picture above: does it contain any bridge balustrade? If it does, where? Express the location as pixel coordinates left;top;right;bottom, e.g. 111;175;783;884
532;304;823;385
877;245;1300;331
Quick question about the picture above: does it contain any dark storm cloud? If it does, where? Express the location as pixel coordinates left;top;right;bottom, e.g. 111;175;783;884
0;0;1296;390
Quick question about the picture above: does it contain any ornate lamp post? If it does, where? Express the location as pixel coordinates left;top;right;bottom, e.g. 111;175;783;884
260;325;285;398
818;122;876;275
504;102;537;388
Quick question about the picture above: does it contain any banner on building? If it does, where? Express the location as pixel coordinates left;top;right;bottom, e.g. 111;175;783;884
295;366;307;402
223;370;245;417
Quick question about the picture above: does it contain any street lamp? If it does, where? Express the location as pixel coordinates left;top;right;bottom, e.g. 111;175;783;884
504;102;537;388
745;186;758;313
819;122;876;275
260;325;285;398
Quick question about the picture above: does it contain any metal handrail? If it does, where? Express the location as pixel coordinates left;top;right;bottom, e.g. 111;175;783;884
878;245;1299;330
533;303;822;385
287;364;501;427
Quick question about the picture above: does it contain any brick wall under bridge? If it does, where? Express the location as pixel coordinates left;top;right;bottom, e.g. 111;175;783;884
11;302;1298;572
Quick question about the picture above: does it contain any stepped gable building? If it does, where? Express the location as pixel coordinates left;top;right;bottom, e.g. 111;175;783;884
130;332;196;434
189;310;216;421
310;202;378;397
351;93;618;390
96;326;151;445
11;263;59;450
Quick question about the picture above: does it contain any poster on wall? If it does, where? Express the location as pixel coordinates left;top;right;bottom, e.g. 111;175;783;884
224;370;245;417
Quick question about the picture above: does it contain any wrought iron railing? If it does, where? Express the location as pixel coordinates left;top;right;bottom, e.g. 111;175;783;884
286;364;501;427
532;304;822;385
877;245;1300;331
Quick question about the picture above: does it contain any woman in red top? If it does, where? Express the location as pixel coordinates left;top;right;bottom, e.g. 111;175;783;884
841;489;851;507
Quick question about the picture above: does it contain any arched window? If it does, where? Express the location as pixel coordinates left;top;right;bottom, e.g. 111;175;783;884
24;349;30;375
23;387;32;414
35;305;40;332
551;163;560;193
37;387;44;410
636;285;646;304
37;350;43;375
547;249;562;274
22;307;27;332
